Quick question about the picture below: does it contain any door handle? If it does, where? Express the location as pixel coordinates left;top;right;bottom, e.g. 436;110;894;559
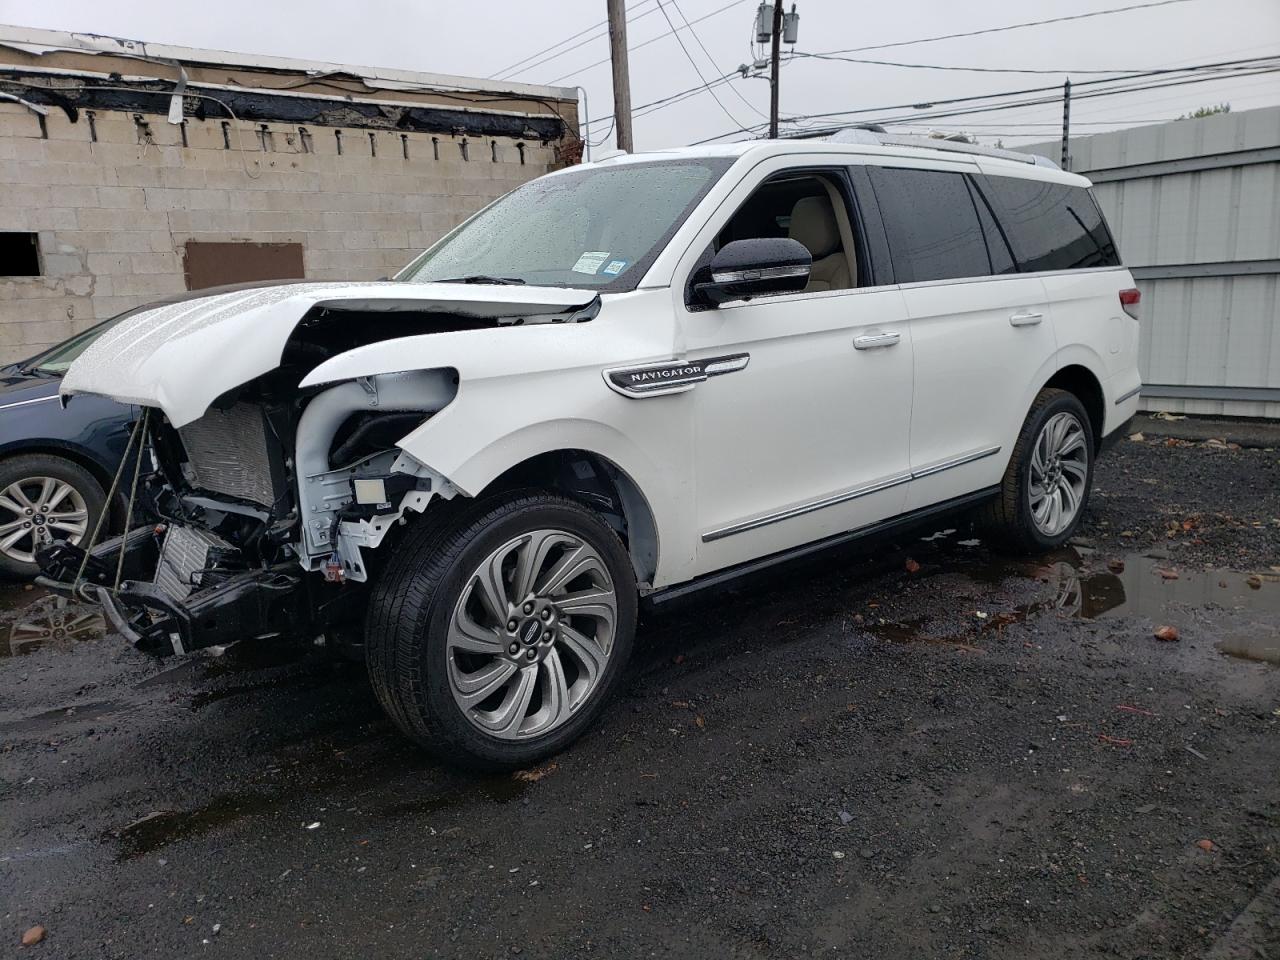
854;331;901;350
1009;310;1044;327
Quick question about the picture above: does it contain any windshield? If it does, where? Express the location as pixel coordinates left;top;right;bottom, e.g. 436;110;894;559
397;158;732;291
26;317;120;376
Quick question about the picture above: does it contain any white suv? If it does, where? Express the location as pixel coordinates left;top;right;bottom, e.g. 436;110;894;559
43;131;1142;768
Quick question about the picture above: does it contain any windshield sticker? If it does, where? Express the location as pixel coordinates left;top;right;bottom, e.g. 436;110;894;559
602;259;628;276
572;251;611;274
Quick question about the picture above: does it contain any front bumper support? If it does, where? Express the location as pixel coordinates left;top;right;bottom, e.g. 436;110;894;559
37;529;309;656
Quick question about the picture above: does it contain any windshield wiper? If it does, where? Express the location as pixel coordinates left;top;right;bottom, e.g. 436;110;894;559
436;275;527;286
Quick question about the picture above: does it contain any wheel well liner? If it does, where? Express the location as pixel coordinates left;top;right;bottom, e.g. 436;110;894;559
479;449;660;587
1044;365;1104;447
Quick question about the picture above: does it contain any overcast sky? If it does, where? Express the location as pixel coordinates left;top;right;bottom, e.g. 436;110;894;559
0;0;1276;152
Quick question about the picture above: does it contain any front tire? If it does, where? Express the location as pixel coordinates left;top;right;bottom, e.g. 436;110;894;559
365;491;637;770
981;388;1094;553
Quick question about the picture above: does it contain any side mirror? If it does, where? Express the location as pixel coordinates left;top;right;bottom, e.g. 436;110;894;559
693;238;812;306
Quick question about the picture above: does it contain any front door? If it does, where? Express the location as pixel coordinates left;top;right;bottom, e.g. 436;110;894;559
678;164;914;577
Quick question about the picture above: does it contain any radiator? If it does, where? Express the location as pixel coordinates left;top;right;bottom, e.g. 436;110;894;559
154;525;233;600
177;403;278;507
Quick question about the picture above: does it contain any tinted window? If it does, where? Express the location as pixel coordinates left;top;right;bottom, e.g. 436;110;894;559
976;176;1119;272
866;167;992;283
966;179;1016;275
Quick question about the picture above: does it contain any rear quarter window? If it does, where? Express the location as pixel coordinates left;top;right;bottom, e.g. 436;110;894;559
865;167;993;284
975;175;1119;272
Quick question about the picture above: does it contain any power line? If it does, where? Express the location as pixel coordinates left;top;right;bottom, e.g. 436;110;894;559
786;52;1260;75
487;1;653;79
653;0;752;131
494;1;665;81
589;0;1216;135
689;56;1280;142
548;0;751;85
806;0;1202;58
671;0;769;119
783;66;1280;135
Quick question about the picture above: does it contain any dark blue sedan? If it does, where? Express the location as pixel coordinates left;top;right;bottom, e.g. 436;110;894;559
0;321;135;577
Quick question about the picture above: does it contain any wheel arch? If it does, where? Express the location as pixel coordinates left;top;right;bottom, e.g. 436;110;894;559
1040;364;1105;448
475;448;661;588
0;441;124;525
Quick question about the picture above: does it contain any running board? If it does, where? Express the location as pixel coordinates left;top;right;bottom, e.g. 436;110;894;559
646;486;1000;606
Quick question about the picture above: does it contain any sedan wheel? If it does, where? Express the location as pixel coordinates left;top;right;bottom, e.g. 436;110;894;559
0;476;90;565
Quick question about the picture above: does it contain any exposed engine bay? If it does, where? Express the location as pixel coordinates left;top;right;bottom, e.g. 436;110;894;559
38;284;602;656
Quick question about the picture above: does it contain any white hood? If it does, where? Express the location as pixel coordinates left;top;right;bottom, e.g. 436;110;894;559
60;281;597;427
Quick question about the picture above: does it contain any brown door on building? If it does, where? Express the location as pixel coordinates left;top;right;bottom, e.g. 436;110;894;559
182;241;305;291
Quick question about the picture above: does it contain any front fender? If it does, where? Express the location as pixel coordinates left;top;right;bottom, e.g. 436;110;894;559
396;374;698;588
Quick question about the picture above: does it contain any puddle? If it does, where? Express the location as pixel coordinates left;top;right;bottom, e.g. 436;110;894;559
108;772;529;860
869;548;1280;665
112;794;276;860
0;586;107;657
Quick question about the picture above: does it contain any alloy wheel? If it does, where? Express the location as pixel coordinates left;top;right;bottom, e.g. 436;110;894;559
446;528;618;740
0;477;90;564
1028;411;1089;537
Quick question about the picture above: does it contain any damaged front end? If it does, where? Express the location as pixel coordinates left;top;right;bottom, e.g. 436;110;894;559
37;281;599;656
40;365;458;656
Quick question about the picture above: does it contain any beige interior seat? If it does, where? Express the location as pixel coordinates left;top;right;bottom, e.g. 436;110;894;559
788;195;853;292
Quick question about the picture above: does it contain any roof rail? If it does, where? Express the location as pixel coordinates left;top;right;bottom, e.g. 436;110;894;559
797;126;1060;169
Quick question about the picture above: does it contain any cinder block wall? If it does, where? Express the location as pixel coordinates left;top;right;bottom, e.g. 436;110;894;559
0;102;560;362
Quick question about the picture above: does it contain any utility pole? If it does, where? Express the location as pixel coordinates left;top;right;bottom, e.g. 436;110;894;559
768;1;784;138
1060;78;1071;170
606;0;634;152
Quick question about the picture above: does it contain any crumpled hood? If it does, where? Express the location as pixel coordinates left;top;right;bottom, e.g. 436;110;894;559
60;281;597;427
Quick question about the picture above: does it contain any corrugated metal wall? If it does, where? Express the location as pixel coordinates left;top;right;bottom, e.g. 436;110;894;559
1025;106;1280;419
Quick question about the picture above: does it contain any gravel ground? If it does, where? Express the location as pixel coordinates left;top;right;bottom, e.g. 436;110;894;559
1;435;1277;959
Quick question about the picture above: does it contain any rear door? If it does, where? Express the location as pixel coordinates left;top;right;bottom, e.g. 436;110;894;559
859;162;1055;511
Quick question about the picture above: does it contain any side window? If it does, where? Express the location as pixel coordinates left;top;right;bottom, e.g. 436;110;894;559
713;172;863;293
966;178;1017;275
976;175;1120;272
865;167;992;283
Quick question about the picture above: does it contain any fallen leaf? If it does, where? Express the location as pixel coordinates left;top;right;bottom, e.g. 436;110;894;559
1107;558;1125;573
21;926;46;946
694;715;705;729
1127;432;1144;442
1246;575;1263;589
672;654;686;665
513;762;559;783
1157;568;1180;580
904;558;921;574
1154;625;1180;642
1196;838;1216;853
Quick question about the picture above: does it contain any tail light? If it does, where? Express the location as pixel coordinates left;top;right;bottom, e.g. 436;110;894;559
1119;287;1140;320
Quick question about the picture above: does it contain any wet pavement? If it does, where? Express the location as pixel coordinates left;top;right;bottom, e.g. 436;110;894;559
1;434;1278;958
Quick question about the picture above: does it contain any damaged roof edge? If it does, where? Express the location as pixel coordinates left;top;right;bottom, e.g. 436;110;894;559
0;23;580;102
1;71;567;140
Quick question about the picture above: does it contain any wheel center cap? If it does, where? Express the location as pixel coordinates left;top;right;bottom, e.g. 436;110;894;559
519;618;542;646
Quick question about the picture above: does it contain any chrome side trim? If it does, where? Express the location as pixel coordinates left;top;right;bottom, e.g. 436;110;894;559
1114;384;1142;405
701;445;1003;542
604;353;750;399
0;394;58;412
702;471;913;543
910;445;1002;480
711;264;809;284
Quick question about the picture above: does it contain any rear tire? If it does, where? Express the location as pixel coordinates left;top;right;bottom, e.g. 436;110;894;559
980;388;1094;553
365;491;637;770
0;454;107;579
